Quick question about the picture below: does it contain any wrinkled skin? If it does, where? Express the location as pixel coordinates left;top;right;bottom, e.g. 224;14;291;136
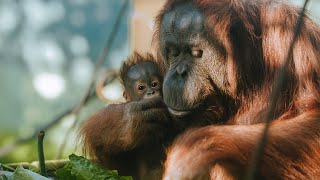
156;0;320;179
159;2;228;118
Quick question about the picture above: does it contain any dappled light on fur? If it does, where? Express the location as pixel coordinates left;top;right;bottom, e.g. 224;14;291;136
154;0;320;179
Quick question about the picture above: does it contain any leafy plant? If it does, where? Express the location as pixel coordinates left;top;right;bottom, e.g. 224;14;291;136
56;154;133;180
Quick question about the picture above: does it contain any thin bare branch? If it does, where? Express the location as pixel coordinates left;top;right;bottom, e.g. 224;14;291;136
0;92;96;157
55;0;130;159
0;0;129;158
37;131;47;177
246;0;310;179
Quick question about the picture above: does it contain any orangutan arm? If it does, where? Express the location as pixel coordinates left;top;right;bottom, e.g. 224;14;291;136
80;97;171;165
163;110;320;180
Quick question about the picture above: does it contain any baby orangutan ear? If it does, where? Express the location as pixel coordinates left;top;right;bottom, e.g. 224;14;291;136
123;91;131;102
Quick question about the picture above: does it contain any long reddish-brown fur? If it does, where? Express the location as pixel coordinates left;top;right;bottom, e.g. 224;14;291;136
79;52;173;180
154;0;320;179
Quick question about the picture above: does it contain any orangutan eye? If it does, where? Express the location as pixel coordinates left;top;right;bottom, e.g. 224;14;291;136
191;49;203;58
138;85;145;91
151;81;159;88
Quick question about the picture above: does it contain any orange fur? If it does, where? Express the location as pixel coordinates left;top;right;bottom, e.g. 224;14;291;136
79;53;173;180
154;0;320;179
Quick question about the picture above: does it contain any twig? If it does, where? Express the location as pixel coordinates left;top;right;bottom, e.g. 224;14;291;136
4;159;69;177
55;0;130;159
95;69;119;103
5;159;69;170
0;163;15;172
37;131;47;177
245;0;310;179
0;0;129;159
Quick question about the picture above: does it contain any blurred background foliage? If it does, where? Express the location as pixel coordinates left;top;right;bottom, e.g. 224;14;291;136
0;0;129;163
0;0;319;164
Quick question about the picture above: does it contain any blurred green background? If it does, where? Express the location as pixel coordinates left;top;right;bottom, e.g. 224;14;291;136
0;0;129;163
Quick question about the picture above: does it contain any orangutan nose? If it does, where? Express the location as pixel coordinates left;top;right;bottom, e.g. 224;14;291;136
176;63;188;77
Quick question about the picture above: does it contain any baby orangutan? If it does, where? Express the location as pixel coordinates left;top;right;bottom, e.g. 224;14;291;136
120;53;163;102
80;52;175;180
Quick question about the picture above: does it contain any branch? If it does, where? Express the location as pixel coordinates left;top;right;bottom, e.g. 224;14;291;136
246;0;310;179
55;0;130;159
0;92;96;158
0;0;129;158
37;131;47;177
95;69;119;103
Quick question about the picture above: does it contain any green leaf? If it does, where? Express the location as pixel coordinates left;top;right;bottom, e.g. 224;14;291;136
11;166;33;180
56;154;133;180
0;165;49;180
56;162;77;180
0;174;8;180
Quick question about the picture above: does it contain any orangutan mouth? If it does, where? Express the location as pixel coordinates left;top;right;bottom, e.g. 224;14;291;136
168;107;192;117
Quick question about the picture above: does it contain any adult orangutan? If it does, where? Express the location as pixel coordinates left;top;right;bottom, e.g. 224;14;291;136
154;0;320;179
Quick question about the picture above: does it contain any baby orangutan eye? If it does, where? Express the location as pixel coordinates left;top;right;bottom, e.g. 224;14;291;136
151;81;159;88
138;85;145;91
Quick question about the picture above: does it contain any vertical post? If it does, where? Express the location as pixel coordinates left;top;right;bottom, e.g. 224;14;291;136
37;131;47;177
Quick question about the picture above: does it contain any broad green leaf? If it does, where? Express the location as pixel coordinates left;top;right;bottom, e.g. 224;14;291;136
57;154;133;180
11;166;33;180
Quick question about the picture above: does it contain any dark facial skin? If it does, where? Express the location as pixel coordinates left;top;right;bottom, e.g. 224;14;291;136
124;62;163;102
159;2;227;117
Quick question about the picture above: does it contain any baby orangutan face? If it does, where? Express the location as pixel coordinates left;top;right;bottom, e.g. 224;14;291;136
123;62;163;101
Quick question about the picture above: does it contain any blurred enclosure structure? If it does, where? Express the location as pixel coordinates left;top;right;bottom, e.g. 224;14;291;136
0;0;319;163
